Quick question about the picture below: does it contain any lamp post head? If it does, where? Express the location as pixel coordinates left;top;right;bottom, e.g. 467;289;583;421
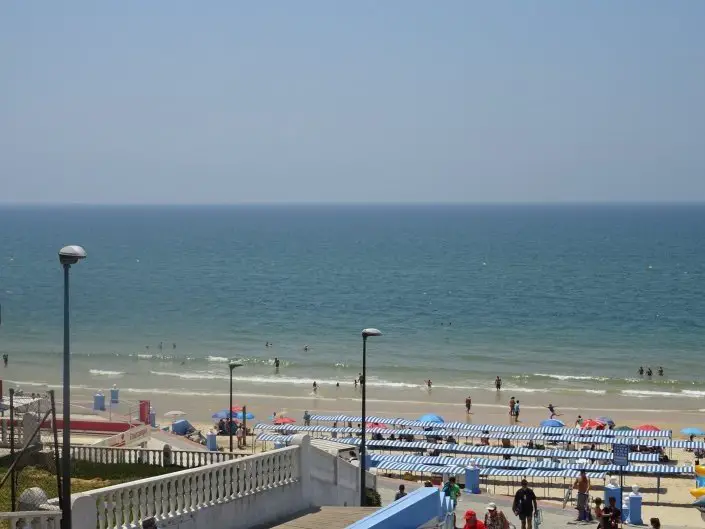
229;361;243;371
58;245;87;266
361;328;382;338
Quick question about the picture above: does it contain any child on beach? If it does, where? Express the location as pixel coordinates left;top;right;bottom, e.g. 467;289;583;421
513;400;520;422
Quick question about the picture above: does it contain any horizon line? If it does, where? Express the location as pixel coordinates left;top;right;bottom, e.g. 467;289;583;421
2;200;705;208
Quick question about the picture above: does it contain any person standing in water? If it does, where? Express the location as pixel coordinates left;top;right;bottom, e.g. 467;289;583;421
274;357;280;370
658;366;664;376
312;381;318;393
646;366;653;377
465;396;472;414
638;366;644;376
495;376;502;390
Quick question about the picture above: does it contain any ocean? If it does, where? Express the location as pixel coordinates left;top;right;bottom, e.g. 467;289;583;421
1;204;704;404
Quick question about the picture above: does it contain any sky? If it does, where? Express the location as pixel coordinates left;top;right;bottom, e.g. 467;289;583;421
2;1;704;204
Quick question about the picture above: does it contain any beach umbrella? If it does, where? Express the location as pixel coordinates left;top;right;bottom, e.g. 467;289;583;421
366;422;388;429
581;419;606;430
681;427;705;436
164;410;186;418
540;419;565;428
211;410;239;420
273;417;296;425
614;425;632;432
634;424;660;431
596;416;615;427
418;414;444;423
230;406;243;412
234;411;255;421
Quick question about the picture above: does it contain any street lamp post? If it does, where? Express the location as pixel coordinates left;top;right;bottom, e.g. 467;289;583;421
228;361;243;452
359;327;382;506
58;245;86;529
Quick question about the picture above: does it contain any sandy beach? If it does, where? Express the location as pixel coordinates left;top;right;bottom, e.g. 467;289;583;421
58;377;705;526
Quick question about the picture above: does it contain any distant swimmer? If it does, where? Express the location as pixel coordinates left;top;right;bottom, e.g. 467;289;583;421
646;367;653;377
173;343;176;349
312;381;318;393
638;366;644;376
159;341;163;351
266;341;270;347
495;376;502;391
2;354;7;367
658;366;664;376
274;357;280;369
303;345;310;351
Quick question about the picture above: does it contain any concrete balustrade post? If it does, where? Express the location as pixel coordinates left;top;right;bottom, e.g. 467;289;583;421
71;493;98;528
291;434;311;507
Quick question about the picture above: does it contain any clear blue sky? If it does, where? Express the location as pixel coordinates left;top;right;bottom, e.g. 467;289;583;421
2;1;704;204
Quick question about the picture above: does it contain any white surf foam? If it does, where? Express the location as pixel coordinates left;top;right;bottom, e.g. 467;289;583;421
89;369;125;376
621;389;698;398
207;356;230;363
533;373;609;382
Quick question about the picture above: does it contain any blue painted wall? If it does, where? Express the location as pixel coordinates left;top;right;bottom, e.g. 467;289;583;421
347;487;448;529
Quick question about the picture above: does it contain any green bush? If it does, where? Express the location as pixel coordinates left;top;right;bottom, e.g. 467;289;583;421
364;487;382;507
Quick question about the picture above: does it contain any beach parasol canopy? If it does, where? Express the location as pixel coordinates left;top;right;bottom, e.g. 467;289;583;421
418;414;444;423
596;416;615;427
211;410;239;420
634;424;660;431
366;422;388;429
581;419;606;430
164;410;186;418
681;427;705;436
230;406;243;412
234;411;255;421
273;417;296;425
540;419;565;428
614;425;632;432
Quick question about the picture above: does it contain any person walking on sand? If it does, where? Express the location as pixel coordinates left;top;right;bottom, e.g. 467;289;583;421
547;403;559;418
465;396;472;414
442;476;461;510
573;470;590;521
513;479;538;529
513;400;521;422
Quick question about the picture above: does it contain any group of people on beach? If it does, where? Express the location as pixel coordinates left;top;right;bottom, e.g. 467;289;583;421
638;365;664;377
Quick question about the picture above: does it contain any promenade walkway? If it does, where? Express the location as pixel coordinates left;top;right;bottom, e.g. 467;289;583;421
265;507;377;528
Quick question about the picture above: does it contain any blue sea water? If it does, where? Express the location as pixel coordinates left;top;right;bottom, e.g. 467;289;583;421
0;204;704;399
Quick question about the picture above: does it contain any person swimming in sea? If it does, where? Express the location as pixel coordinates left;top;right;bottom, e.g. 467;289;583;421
303;344;310;351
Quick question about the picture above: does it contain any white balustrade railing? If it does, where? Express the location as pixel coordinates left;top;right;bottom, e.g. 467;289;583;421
72;446;300;529
0;511;61;529
69;445;247;468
